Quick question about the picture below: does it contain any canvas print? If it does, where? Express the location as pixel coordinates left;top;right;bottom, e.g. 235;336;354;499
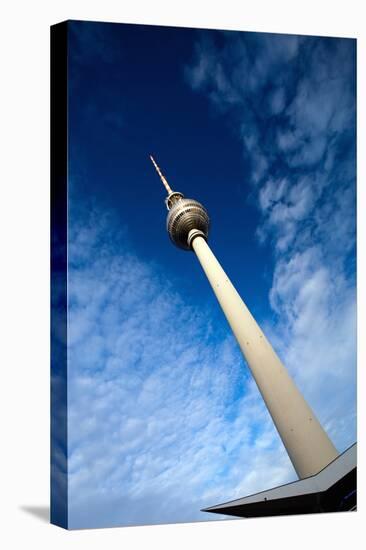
51;20;357;529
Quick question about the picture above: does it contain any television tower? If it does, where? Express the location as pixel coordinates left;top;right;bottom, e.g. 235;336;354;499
150;155;339;480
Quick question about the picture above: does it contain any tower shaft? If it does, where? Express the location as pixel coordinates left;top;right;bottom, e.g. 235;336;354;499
189;231;338;479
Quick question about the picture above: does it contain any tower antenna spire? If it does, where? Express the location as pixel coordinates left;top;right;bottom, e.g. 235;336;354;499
149;155;173;195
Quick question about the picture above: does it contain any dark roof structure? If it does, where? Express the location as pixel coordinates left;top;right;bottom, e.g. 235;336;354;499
202;443;356;518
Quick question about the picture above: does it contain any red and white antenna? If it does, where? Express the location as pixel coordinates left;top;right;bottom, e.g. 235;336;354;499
149;155;173;195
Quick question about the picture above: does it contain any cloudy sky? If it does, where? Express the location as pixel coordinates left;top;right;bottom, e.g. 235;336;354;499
62;21;356;528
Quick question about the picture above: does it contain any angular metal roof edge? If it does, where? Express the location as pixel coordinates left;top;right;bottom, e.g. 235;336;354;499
202;442;356;512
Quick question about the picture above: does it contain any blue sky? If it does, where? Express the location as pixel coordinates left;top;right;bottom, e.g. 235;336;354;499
65;21;356;528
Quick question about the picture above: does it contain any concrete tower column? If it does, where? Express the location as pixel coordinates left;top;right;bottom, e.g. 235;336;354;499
188;230;338;479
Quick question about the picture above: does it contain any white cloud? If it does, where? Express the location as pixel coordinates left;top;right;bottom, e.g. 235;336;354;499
67;210;296;528
186;30;356;471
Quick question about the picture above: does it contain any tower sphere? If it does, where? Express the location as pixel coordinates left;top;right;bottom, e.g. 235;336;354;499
167;196;210;250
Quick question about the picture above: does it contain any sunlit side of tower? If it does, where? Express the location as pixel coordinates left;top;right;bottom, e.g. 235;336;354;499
150;155;339;480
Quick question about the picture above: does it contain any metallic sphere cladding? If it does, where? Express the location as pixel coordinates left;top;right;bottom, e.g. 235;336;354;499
167;197;210;250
